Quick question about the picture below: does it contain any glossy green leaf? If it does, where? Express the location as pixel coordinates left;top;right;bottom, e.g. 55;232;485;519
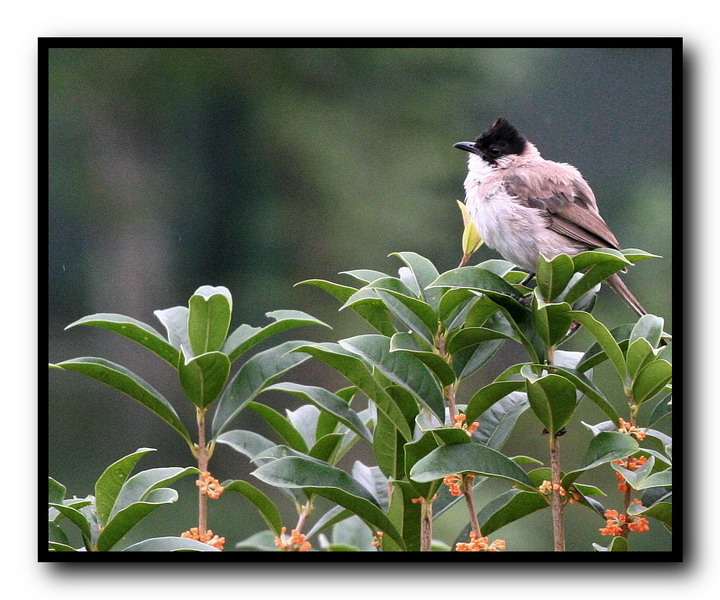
340;269;390;284
215;429;277;464
472;489;548;538
66;313;180;367
252;456;405;549
374;406;405;480
95;447;156;526
222;310;331;363
532;295;573;348
154;306;191;361
390;251;443;310
352;461;390;510
211;340;311;438
98;488;179;551
562;432;639;487
525;373;577;436
568;311;627;383
48;477;66;505
542;365;619;425
286;404;321;449
471;391;530;450
626;338;656;381
593;536;629;552
629;314;664;349
632;359;672;404
332;515;376;551
445;326;512;354
465;381;525;424
536;253;575;302
410;443;534;488
123;536;221;551
247;401;309;453
222;479;283;535
51;357;192;444
290;343;412;440
48;503;92;547
339;334;445;421
451;338;505;381
266;382;372;443
109;466;199;521
187;285;233;355
389;332;456;387
564;250;632;306
427;266;519;296
577;323;634;372
179;350;231;408
646;393;672;428
639;501;672;531
309;433;344;463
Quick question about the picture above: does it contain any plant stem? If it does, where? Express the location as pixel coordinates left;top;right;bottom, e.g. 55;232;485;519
462;475;482;537
295;501;313;533
420;498;433;551
196;407;209;537
549;434;565;551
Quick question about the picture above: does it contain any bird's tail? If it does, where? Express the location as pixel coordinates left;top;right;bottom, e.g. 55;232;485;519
607;273;648;318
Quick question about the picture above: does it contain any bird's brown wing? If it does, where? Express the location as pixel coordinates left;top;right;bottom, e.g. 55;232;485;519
504;173;621;251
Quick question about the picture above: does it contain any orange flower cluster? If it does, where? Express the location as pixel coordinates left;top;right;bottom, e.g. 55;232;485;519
599;508;650;536
617;418;646;441
538;480;581;504
196;471;224;499
371;531;384;548
181;527;225;550
613;456;648;492
274;527;312;552
456;531;506;552
443;473;474;497
453;414;480;437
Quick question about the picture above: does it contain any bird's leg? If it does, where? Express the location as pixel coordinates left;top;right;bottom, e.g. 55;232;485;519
519;271;535;286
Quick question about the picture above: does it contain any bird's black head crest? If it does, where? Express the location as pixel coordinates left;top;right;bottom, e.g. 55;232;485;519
472;118;527;163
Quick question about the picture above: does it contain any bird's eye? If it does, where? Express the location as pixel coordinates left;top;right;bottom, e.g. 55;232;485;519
490;147;501;156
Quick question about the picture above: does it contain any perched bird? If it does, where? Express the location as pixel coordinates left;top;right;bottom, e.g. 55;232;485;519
454;117;648;317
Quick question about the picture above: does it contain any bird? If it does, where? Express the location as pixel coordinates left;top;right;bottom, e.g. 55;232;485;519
454;117;648;317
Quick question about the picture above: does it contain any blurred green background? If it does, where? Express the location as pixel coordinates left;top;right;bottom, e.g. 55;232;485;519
47;46;673;552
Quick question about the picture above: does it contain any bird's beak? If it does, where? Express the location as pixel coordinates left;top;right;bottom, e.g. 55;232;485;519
453;141;482;156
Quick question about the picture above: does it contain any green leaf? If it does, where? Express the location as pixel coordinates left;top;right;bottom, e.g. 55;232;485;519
48;503;92;547
290;343;412;440
632;359;672;404
94;447;156;526
297;279;395;336
309;433;344;463
543;365;620;425
109;466;199;521
252;456;405;549
645;393;672;428
187;285;233;355
621;248;662;262
564;250;632;306
222;310;331;363
471;391;530;450
179;351;231;408
409;443;534;488
626;338;656;381
640;501;672;531
66;313;180;367
374;407;405;480
629;314;664;349
332;514;376;551
222;479;283;535
48;477;66;505
352;461;390;510
266;382;372;443
562;432;639;487
365;278;437;343
577;323;634;372
98;488;179;551
532;296;573;348
215;429;277;463
123;536;221;551
427;266;519;296
389;332;457;387
52;357;191;444
593;536;629;552
472;489;548;538
339;334;445;422
445;326;512;355
154;306;190;361
536;253;575;302
211;340;312;438
525;373;577;436
568;311;627;383
465;381;525;424
247;402;309;453
389;251;443;310
340;269;390;284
